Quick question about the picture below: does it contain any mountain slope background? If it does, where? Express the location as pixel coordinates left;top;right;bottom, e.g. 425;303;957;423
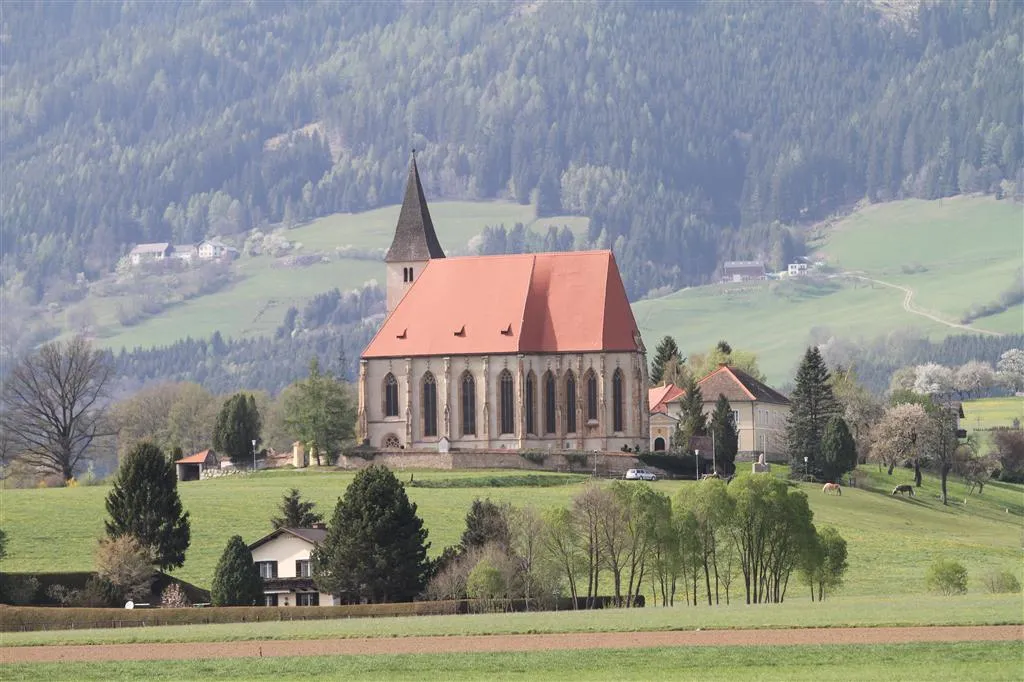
2;0;1021;391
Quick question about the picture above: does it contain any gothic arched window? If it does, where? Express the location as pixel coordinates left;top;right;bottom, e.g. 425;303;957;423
525;371;537;435
612;369;625;433
422;372;437;438
460;371;476;435
383;373;399;418
565;370;577;434
585;370;598;422
499;370;515;435
543;371;556;434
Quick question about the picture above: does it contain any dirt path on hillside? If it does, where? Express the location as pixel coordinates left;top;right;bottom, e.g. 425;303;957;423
839;273;1004;336
2;625;1020;664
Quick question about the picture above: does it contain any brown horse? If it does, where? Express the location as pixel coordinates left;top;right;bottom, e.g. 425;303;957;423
822;482;842;496
892;484;915;497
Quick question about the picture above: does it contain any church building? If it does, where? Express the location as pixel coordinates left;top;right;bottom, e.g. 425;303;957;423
357;155;650;452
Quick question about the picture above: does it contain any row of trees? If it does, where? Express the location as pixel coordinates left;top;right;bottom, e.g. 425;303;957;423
209;466;849;609
0;336;357;485
428;476;846;607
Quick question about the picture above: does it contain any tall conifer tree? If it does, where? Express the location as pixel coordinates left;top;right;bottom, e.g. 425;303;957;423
312;465;430;603
105;442;191;571
709;394;739;475
650;336;683;386
210;535;264;606
786;347;840;477
673;372;707;454
212;393;262;467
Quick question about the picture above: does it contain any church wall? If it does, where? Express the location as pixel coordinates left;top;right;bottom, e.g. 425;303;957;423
360;350;650;453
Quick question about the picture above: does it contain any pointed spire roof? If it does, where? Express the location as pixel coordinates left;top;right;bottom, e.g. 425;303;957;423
385;151;446;263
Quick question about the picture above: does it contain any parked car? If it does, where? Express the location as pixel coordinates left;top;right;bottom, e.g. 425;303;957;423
624;468;657;481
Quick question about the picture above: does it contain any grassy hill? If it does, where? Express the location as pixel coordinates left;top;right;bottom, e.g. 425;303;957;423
1;466;1020;597
82;202;589;351
635;196;1023;383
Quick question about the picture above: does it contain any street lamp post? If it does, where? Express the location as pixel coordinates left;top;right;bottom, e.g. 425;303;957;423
252;439;257;471
711;431;716;476
694;449;700;480
803;456;808;481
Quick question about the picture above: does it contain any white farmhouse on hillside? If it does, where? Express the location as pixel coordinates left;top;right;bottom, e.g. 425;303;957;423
248;527;335;607
128;242;173;265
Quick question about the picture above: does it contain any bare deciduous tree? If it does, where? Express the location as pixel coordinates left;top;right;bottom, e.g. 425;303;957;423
0;336;114;482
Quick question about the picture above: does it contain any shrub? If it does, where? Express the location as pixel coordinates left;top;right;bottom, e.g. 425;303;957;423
1;575;39;605
160;582;192;608
95;536;157;602
565;453;589;468
519;451;546;465
982;569;1021;594
45;584;79;606
925;559;968;595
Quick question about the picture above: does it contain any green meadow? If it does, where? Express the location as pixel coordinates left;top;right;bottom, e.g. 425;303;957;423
1;466;1020;598
88;202;589;351
3;594;1019;647
636;195;1022;383
963;396;1024;432
3;642;1021;681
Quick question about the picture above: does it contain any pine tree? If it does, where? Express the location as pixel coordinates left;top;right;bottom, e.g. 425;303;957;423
105;442;191;571
709;394;739;476
460;499;511;552
271;488;323;529
673;372;707;454
786;347;840;477
820;416;857;484
312;465;430;603
212;393;262;467
210;535;264;606
650;336;683;386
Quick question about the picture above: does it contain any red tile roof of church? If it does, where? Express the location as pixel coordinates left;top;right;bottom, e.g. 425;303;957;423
362;251;643;358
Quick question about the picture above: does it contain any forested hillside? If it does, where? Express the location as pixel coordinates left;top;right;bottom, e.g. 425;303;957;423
3;0;1021;310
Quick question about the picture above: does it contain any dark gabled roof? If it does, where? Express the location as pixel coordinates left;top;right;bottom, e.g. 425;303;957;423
696;365;791;406
248;527;327;551
385;154;446;263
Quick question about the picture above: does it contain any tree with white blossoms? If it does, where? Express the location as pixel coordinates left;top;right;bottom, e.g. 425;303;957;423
913;363;954;397
996;349;1024;392
870;403;930;477
952;361;995;400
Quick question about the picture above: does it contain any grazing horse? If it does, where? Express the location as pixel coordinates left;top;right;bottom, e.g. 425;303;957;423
892;484;915;497
822;482;842;496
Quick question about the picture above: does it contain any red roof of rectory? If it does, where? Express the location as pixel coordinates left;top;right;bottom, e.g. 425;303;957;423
362;251;643;358
648;384;685;414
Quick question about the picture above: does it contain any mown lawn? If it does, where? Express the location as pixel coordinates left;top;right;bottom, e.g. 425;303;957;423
3;642;1021;681
2;467;1020;598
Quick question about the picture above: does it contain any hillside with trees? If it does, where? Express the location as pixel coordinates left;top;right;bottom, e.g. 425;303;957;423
2;1;1020;304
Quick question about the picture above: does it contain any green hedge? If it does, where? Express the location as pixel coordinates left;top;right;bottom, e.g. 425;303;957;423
0;600;468;632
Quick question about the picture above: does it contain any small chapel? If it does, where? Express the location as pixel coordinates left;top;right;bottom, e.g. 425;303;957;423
357;155;651;452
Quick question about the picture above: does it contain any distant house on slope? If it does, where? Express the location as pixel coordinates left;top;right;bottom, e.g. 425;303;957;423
721;261;766;283
248;526;334;607
197;239;239;261
129;242;173;265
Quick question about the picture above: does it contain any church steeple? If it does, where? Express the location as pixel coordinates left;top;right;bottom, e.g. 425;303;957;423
384;151;445;313
385;151;445;263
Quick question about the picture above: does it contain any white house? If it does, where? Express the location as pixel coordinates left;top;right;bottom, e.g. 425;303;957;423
129;242;173;265
787;262;808;277
197;239;239;261
248;527;335;607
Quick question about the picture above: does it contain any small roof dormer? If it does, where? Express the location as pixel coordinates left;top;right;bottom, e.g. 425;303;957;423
385;151;446;263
